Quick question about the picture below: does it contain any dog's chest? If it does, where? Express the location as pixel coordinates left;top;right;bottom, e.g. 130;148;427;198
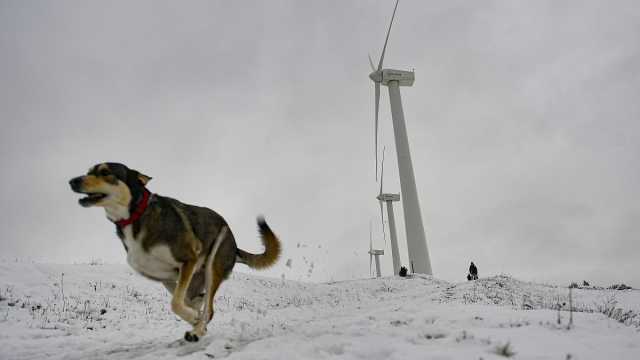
122;227;179;281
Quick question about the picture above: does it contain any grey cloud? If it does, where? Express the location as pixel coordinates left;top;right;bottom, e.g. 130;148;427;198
1;0;638;287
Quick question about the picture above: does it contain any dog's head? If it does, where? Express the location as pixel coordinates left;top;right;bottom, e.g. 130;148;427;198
69;163;152;208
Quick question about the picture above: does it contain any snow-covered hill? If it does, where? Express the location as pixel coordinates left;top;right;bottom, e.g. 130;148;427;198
0;261;638;360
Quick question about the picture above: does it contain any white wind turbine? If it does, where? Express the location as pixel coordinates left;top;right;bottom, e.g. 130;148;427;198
369;0;432;274
368;221;384;278
376;148;402;275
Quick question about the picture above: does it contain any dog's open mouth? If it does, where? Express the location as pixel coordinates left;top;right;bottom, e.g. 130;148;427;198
78;192;107;207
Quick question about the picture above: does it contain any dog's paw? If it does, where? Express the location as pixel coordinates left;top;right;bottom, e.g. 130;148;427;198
184;331;199;342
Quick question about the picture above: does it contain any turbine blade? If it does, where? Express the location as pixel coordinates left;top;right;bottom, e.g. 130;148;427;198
378;0;399;70
379;200;386;246
379;147;386;246
368;54;376;72
370;253;373;276
370;221;373;252
369;222;373;276
374;82;380;180
379;147;385;196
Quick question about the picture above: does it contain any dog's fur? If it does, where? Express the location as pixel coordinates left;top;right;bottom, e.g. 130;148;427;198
69;162;281;342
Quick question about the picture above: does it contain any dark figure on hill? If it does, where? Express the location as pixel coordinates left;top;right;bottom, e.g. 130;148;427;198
468;262;478;280
467;274;472;281
398;266;408;277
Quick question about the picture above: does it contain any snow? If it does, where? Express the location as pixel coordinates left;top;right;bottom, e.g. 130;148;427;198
0;261;638;359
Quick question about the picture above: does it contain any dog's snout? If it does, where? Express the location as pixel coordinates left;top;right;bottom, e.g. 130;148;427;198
69;177;83;190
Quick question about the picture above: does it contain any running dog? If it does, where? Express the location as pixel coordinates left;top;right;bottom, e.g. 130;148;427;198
69;162;281;342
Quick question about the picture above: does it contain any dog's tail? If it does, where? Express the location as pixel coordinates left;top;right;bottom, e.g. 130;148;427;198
236;217;281;269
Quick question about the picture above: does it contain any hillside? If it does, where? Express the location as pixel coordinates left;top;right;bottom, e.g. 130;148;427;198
0;261;638;359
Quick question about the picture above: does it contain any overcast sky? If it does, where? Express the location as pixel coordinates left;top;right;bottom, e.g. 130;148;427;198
1;0;639;286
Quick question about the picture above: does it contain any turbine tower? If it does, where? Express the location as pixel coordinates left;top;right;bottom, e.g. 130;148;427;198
376;148;402;275
369;0;432;275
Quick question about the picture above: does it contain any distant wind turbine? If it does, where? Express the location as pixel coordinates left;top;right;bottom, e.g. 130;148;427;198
368;221;384;278
376;148;402;275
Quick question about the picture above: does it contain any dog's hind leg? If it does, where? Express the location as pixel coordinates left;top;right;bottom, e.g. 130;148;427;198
188;226;228;340
171;260;200;332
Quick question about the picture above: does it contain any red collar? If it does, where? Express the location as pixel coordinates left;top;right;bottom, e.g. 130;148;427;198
114;189;151;228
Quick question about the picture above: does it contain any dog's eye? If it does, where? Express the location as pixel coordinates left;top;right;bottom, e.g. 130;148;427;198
99;169;110;177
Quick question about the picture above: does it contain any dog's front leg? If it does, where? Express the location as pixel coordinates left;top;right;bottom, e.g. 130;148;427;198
171;260;200;334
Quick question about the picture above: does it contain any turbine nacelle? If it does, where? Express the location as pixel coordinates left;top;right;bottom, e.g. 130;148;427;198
377;193;401;202
369;69;415;87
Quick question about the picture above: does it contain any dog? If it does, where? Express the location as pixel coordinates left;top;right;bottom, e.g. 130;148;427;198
69;162;281;342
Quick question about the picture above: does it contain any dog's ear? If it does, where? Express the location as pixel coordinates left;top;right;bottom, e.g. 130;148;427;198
137;172;152;186
128;169;152;186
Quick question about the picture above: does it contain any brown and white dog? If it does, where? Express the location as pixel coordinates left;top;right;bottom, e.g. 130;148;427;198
69;162;281;342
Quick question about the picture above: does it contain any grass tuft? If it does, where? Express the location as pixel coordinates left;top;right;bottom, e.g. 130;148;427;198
494;342;516;357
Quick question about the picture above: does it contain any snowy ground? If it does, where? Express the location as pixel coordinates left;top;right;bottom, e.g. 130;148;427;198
0;261;638;360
